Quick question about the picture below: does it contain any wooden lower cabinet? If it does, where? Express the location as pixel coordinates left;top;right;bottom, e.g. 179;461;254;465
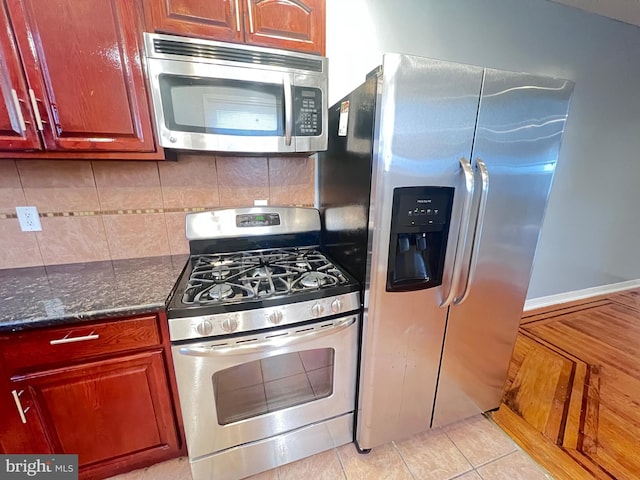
0;314;184;479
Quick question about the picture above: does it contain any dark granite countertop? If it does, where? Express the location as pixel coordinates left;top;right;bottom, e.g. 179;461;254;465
0;255;188;333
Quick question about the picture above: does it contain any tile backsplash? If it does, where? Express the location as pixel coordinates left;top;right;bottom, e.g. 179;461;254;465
0;154;315;270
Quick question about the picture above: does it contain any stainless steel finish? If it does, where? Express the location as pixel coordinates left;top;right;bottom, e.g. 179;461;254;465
49;331;99;345
267;310;283;324
195;321;213;336
10;89;26;133
145;33;327;72
319;53;573;448
172;314;358;459
185;206;321;241
179;316;355;356
439;157;475;308
143;33;328;154
169;291;360;341
355;54;484;449
331;298;342;313
234;0;241;31
284;74;293;146
432;70;574;427
247;0;255;32
28;89;43;131
188;413;353;480
454;158;489;305
11;389;28;424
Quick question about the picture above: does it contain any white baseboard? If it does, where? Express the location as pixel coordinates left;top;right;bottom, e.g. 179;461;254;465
524;279;640;311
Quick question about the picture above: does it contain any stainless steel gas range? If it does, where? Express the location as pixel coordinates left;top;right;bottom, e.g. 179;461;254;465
166;207;361;480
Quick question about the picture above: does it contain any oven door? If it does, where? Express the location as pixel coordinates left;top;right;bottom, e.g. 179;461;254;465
172;315;358;459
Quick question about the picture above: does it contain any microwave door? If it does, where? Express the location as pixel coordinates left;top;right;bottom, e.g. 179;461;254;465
146;59;297;153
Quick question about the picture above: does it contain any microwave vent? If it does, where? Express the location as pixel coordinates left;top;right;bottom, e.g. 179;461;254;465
153;38;324;73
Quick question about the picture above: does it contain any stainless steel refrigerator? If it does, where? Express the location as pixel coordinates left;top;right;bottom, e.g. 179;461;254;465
317;53;573;450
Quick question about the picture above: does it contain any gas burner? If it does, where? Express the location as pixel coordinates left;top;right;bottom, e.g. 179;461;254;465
208;284;234;300
212;265;231;279
296;257;310;268
300;272;326;288
251;266;274;278
178;247;353;307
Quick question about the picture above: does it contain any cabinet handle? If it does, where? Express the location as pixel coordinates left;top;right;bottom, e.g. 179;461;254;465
11;390;28;424
28;89;44;131
50;331;99;345
234;0;241;31
246;0;254;33
10;89;26;134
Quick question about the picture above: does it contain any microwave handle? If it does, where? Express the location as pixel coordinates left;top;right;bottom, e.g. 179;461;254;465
283;74;293;146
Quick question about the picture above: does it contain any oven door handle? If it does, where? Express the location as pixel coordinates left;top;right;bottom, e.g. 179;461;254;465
178;316;356;357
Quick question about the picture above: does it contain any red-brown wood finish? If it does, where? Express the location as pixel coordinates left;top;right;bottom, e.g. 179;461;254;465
244;0;325;55
0;313;184;479
4;0;157;154
0;1;40;150
2;316;161;372
143;0;325;55
11;351;180;477
143;0;244;43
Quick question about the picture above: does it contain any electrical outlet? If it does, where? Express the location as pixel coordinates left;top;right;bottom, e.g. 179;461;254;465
254;199;268;206
16;206;42;232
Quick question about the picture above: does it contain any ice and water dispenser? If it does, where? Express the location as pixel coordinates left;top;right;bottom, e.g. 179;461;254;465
386;186;454;292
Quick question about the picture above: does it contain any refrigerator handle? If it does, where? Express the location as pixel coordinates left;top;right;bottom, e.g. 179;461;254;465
454;158;489;305
439;157;475;308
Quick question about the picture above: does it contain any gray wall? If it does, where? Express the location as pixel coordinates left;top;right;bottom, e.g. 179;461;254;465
326;0;640;299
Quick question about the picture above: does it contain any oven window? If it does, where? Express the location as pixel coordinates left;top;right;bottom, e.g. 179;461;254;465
158;74;284;136
213;349;334;425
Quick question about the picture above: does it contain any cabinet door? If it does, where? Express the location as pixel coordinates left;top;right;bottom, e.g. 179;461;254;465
5;0;156;153
244;0;325;55
10;350;180;474
143;0;244;43
0;2;40;150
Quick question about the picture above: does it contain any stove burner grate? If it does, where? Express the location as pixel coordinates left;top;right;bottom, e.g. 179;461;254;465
180;247;348;306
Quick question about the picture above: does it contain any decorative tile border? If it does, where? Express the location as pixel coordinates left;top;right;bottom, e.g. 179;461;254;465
0;205;314;220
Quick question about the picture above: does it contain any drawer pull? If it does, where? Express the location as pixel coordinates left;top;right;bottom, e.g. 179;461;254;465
11;390;28;424
50;331;99;345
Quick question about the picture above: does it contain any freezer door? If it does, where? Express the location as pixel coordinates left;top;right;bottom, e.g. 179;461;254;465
356;54;483;449
432;70;574;426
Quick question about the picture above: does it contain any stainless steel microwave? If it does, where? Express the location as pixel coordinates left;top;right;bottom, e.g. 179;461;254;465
143;33;328;154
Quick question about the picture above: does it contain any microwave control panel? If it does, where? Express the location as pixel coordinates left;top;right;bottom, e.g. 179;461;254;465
294;87;322;136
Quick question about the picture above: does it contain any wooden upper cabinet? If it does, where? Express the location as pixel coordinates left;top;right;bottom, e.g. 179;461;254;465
4;0;157;154
143;0;325;55
143;0;244;43
244;0;325;55
0;2;40;151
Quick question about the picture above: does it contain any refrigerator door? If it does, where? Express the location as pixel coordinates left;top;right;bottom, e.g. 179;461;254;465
432;70;574;426
356;54;483;449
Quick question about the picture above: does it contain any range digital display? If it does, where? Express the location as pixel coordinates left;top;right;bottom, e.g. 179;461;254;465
236;213;281;227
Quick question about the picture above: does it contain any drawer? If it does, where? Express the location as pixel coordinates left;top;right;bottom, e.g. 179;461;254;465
1;315;161;373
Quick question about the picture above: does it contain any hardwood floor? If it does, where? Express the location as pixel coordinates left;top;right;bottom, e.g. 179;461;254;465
491;288;640;480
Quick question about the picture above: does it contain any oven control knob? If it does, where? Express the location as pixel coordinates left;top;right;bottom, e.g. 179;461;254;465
267;310;283;325
195;320;213;336
311;302;324;317
222;317;239;332
331;298;343;314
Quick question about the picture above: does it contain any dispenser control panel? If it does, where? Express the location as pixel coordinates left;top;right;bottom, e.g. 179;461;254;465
386;186;454;292
397;191;451;227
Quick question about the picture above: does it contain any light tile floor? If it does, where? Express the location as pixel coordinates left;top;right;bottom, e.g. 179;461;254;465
107;414;552;480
